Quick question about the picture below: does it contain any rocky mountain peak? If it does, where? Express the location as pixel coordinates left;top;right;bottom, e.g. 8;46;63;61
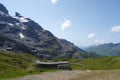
15;12;23;17
0;3;8;14
0;3;87;59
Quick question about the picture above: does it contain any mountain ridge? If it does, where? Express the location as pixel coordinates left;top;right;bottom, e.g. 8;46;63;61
0;3;87;59
86;43;120;56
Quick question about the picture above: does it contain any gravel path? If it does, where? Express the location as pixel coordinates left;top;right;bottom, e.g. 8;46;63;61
13;70;87;80
8;70;120;80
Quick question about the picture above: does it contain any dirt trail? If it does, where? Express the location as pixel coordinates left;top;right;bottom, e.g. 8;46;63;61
11;70;120;80
12;70;88;80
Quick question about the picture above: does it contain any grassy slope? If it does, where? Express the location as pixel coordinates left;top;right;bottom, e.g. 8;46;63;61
69;57;120;70
53;57;120;70
0;50;41;79
1;50;120;79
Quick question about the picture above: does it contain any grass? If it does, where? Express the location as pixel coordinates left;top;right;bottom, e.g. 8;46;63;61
69;57;120;70
53;57;120;70
1;50;120;79
0;50;42;79
0;69;44;79
0;50;57;79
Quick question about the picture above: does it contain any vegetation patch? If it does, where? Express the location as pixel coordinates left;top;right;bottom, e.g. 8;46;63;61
53;57;120;70
1;50;120;79
0;51;57;79
0;51;37;79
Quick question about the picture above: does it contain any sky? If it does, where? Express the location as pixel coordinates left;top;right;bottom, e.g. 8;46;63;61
1;0;120;47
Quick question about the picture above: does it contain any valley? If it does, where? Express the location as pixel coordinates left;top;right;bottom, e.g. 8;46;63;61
0;50;120;80
0;2;120;80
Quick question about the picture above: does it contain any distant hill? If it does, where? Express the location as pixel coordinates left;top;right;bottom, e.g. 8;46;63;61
86;43;120;56
53;56;120;70
0;3;87;59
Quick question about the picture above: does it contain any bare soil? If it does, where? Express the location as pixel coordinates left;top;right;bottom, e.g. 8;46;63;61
12;70;83;80
11;70;120;80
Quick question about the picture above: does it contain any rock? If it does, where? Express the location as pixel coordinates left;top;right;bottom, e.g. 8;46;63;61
0;3;8;14
0;3;87;59
15;12;23;17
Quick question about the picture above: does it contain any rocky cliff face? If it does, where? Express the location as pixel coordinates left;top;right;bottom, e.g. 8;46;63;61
0;3;87;59
0;3;8;14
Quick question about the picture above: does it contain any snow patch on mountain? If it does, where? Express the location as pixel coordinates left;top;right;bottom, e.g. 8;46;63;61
7;23;14;26
13;16;29;23
21;26;26;30
19;17;29;22
0;21;14;26
15;23;26;30
19;33;25;39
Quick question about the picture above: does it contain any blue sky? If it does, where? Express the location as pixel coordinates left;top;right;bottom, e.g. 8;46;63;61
1;0;120;47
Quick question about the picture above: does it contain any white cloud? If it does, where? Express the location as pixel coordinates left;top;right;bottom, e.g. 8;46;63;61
61;19;72;31
95;39;105;45
50;0;58;4
111;25;120;32
88;33;96;39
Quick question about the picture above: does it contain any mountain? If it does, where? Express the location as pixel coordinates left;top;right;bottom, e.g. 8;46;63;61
0;3;87;59
86;43;120;56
